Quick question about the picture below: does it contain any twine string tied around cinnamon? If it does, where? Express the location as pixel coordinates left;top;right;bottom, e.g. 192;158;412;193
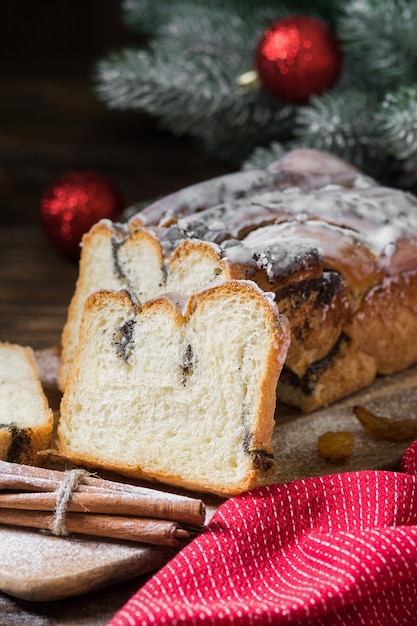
49;468;91;536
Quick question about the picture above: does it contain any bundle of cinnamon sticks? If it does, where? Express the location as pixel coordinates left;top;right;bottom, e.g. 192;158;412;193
0;461;206;547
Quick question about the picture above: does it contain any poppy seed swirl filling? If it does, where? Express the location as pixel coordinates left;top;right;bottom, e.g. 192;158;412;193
113;319;136;363
280;333;351;396
242;429;275;473
180;343;195;386
0;423;31;463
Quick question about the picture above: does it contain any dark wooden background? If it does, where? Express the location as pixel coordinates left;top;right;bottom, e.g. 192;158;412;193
0;0;232;227
0;2;232;622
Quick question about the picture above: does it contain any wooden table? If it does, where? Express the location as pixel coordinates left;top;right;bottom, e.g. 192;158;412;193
2;202;417;624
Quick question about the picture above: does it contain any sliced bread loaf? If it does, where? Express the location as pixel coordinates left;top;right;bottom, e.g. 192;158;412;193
0;343;54;465
57;281;290;496
57;151;363;395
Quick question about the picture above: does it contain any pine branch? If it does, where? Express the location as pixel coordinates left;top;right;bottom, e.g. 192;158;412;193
338;0;417;92
195;90;296;163
121;0;180;35
294;89;386;176
120;0;342;37
97;7;255;114
95;0;417;188
95;6;299;162
121;0;285;37
122;0;343;37
378;86;417;161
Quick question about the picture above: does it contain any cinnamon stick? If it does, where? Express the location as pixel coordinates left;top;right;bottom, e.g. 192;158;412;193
0;508;193;547
0;461;205;527
0;490;198;524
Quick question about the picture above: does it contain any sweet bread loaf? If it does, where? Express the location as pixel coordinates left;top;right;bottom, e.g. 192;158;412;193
58;149;417;412
0;342;54;465
57;281;290;496
57;149;363;394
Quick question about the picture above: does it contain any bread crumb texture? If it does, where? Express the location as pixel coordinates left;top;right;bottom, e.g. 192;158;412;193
58;282;289;496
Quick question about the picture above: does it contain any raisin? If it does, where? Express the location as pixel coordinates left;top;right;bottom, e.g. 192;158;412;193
353;405;417;442
318;431;354;464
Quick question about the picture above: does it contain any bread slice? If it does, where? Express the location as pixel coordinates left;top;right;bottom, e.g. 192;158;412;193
57;281;290;496
58;220;129;391
57;223;255;392
0;343;54;465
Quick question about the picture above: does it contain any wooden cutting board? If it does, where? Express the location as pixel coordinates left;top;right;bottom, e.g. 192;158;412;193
0;527;174;602
0;348;416;602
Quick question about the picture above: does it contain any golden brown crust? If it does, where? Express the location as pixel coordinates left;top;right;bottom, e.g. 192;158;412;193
125;227;165;260
169;239;243;278
345;269;417;374
53;446;274;497
52;452;268;497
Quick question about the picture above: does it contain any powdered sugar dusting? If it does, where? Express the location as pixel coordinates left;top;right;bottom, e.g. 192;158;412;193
0;528;139;577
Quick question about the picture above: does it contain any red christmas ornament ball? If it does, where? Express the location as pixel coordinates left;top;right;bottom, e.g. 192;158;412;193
40;172;124;259
255;16;342;104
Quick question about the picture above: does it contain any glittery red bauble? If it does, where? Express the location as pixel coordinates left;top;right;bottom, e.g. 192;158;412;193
40;172;124;259
255;16;342;104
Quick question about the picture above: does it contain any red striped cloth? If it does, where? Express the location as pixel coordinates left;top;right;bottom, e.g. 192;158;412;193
109;444;417;625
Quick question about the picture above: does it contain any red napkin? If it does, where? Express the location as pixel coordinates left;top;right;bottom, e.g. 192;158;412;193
109;446;417;626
